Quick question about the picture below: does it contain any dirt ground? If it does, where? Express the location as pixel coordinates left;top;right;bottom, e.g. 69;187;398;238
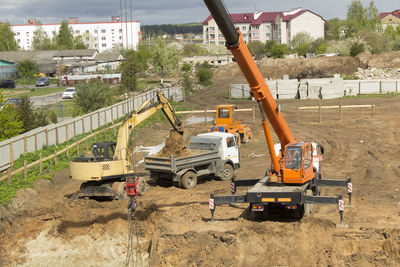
1;55;400;266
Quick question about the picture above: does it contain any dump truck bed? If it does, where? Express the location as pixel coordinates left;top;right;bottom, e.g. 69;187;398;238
145;151;219;173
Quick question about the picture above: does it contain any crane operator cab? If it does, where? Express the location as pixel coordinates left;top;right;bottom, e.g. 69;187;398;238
282;143;314;184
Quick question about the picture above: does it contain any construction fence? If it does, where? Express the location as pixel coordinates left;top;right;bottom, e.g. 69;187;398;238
0;86;184;172
230;78;400;100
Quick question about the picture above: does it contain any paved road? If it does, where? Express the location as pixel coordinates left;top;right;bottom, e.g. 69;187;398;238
31;91;64;108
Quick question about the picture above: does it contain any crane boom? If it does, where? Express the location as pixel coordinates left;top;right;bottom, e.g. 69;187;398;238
203;0;295;151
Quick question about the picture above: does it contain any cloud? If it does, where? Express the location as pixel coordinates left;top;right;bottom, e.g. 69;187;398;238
0;0;397;26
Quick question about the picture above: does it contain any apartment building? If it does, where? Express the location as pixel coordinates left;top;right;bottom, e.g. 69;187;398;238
380;10;400;29
11;17;141;52
202;8;325;46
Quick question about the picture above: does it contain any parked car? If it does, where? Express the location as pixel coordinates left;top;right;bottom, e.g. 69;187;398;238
0;80;16;89
62;87;76;99
7;98;22;107
35;76;50;87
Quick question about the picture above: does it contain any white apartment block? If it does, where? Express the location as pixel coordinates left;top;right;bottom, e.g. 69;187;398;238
11;17;141;52
202;8;325;46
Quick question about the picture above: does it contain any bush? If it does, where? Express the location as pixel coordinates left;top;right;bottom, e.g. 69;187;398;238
73;80;113;115
196;62;213;86
269;43;289;58
350;42;365;56
359;30;392;54
181;63;192;72
17;60;38;79
290;32;314;57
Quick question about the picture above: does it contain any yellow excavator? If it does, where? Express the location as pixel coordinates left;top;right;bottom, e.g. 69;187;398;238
69;91;184;199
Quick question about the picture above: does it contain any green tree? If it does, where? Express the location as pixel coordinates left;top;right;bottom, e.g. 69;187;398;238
247;41;266;56
16;96;36;132
0;93;22;141
267;43;289;58
17;60;38;79
365;1;380;31
121;50;141;91
384;25;397;40
312;38;328;54
73;80;113;114
73;35;87;49
32;23;56;50
359;30;392;54
290;32;314;57
0;23;18;51
196;61;213;86
57;20;74;49
152;39;181;77
182;44;205;56
347;0;367;32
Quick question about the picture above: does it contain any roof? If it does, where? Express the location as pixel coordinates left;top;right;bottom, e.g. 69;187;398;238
55;49;97;57
380;10;400;19
95;52;124;62
202;9;323;25
11;21;140;27
0;49;98;64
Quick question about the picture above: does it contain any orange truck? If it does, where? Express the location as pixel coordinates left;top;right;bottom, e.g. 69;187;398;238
210;104;252;145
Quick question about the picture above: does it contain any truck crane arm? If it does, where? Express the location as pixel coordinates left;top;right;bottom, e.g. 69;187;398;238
204;0;295;176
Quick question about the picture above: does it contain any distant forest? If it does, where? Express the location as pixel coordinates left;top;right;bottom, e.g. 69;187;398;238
142;23;202;36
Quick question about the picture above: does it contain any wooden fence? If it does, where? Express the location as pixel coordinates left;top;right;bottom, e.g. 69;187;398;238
297;104;375;124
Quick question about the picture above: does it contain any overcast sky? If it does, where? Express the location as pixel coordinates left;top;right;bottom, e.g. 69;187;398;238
1;0;397;26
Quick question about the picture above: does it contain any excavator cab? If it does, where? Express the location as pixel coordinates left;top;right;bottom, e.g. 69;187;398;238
282;143;314;184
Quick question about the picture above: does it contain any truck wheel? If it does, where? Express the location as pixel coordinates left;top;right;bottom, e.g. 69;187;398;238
180;171;197;189
219;164;234;181
137;177;146;196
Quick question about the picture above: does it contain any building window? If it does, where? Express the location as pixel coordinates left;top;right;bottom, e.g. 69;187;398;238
95;44;98;47
86;37;89;41
254;25;259;29
94;30;98;33
102;37;106;40
17;39;20;43
101;29;106;33
76;30;80;34
102;44;106;47
242;26;246;30
119;29;122;33
86;30;89;34
119;36;122;40
210;27;215;30
26;32;29;35
16;32;20;36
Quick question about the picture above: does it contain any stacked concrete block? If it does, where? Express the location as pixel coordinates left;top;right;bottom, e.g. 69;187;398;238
265;80;278;99
277;79;299;99
230;84;251;99
298;80;308;100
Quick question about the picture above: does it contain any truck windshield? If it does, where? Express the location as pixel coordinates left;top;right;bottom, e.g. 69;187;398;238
285;146;302;170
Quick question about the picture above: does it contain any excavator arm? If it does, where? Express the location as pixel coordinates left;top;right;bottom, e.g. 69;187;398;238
114;91;183;161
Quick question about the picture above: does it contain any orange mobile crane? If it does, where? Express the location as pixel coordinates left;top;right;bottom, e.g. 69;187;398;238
204;0;353;222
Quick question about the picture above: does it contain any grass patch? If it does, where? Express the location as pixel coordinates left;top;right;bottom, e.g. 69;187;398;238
4;86;66;98
46;100;75;118
343;92;400;99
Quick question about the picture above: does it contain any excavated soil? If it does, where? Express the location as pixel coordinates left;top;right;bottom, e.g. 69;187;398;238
1;54;400;266
157;130;191;158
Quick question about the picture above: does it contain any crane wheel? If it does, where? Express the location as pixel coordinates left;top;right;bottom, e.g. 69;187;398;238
180;171;197;189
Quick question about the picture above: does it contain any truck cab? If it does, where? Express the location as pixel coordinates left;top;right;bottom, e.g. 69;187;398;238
210;105;252;144
195;132;239;169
